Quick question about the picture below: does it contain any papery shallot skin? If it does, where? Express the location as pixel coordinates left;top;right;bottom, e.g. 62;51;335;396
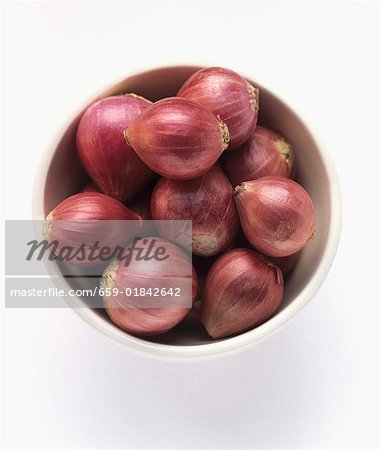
150;164;239;256
44;193;141;266
234;177;315;257
221;126;295;185
77;94;157;202
101;238;198;336
177;67;259;149
124;97;229;180
201;248;284;339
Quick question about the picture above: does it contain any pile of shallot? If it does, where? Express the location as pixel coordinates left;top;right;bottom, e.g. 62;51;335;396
45;67;315;340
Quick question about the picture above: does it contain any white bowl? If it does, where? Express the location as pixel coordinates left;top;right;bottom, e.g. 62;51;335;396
33;66;342;360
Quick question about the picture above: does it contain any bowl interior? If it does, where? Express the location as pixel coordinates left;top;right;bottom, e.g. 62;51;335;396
41;66;333;348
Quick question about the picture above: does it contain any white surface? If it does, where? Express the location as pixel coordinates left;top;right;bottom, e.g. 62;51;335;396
1;2;380;449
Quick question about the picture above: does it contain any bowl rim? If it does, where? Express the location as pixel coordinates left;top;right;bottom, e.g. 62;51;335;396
32;65;342;361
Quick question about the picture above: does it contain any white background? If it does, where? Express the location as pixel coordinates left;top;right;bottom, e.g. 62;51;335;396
1;2;381;449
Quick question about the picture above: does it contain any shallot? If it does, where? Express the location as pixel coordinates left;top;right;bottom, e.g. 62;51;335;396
222;126;295;185
201;248;284;339
102;237;198;335
151;164;239;256
178;67;259;149
124;97;229;180
77;94;156;202
234;177;315;257
44;193;140;265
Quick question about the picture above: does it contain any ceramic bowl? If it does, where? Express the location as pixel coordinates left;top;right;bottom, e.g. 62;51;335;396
33;66;342;359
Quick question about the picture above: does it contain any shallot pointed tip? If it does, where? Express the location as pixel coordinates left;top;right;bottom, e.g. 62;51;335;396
234;183;246;196
101;260;118;290
220;121;230;151
249;86;260;111
123;127;131;146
